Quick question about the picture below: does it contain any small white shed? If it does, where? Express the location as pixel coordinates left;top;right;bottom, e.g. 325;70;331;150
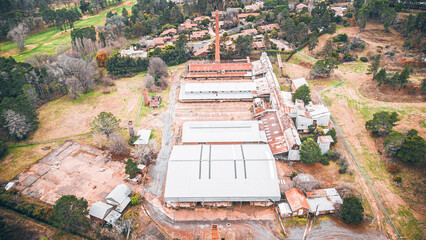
106;184;132;206
317;135;334;155
278;202;292;218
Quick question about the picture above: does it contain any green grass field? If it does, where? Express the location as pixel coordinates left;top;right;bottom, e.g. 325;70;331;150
0;1;135;62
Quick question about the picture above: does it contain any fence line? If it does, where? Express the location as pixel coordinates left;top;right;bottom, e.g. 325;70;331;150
320;74;402;240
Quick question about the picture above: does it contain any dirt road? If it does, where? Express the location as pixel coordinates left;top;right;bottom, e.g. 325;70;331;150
148;70;182;196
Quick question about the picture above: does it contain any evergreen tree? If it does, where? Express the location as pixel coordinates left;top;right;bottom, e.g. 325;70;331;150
292;85;311;104
308;32;319;53
368;54;381;80
397;135;426;165
365;111;399;136
376;68;387;87
340;196;364;224
398;65;410;90
53;195;89;233
300;138;322;164
321;38;333;60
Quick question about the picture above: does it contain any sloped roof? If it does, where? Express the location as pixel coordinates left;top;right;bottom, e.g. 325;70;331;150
285;188;309;211
104;210;121;225
89;202;113;220
307;197;335;213
106;184;131;205
134;130;151;145
189;63;253;72
278;202;292;215
318;135;334;144
292;78;308;90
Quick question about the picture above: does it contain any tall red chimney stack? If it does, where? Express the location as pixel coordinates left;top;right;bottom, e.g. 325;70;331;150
215;11;220;63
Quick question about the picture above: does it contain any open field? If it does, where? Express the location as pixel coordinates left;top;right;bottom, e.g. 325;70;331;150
0;142;61;182
302;23;426;240
14;141;142;205
0;0;135;62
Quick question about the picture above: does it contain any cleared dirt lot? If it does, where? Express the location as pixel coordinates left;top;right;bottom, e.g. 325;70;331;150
14;141;142;205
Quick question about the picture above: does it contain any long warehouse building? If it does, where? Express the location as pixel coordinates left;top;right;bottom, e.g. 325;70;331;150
181;121;267;144
164;144;281;208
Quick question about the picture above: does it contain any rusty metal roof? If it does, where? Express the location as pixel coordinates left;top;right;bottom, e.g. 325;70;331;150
285;188;310;211
318;135;334;143
189;63;253;72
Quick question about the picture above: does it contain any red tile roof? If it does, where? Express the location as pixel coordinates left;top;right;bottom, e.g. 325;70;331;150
237;13;260;19
285;188;309;211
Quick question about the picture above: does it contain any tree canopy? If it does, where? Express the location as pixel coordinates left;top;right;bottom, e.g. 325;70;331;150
125;158;139;178
292;85;311;104
53;195;89;233
90;112;121;137
365;111;399;136
340;196;364;224
300;138;322;164
397;135;426;165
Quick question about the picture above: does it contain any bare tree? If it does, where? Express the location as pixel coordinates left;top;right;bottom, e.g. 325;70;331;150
72;38;103;58
65;76;84;99
148;57;168;79
108;133;129;155
92;132;108;149
105;15;125;38
3;109;31;140
293;174;320;192
134;139;158;165
25;53;54;68
144;74;156;92
7;23;29;52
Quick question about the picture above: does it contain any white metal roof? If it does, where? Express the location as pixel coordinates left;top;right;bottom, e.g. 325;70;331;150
106;184;132;206
179;82;256;100
278;202;292;214
104;210;121;225
325;188;343;204
181;121;267;144
89;201;113;220
292;78;308;90
307;197;335;213
134;130;151;145
164;144;281;202
116;196;131;213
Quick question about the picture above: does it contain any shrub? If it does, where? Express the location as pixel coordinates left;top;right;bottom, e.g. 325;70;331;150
393;176;402;183
129;135;139;145
339;166;348;174
130;193;142;205
320;156;329;165
344;12;353;18
333;33;348;42
360;57;368;62
386;164;400;173
291;171;298;179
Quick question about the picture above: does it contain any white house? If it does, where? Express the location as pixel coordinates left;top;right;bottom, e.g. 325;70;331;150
120;46;148;58
317;135;334;155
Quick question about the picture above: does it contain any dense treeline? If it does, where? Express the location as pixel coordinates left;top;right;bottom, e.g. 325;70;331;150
0;57;42;141
41;7;82;31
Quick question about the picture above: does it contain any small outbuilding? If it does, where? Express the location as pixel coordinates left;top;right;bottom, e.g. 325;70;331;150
89;202;114;222
106;184;132;212
104;210;121;225
134;129;152;146
291;78;309;92
278;202;292;218
285;188;310;216
317;135;334;155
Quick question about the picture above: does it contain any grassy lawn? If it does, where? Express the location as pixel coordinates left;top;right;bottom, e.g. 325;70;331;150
0;142;61;182
0;0;135;62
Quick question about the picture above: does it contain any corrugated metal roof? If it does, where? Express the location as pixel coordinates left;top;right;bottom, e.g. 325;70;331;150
285;188;310;211
189;63;252;72
292;78;308;90
104;210;121;225
89;202;113;220
307;197;335;213
278;202;292;214
184;82;256;92
106;184;131;206
134;130;151;145
164;144;281;202
318;135;334;144
182;121;267;144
